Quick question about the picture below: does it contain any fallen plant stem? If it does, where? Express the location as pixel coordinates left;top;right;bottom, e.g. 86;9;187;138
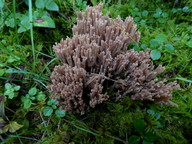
39;111;51;137
112;20;138;43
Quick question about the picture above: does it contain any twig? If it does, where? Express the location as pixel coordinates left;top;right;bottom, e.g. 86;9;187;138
87;73;116;82
111;20;137;43
5;106;16;114
39;112;50;137
87;73;124;83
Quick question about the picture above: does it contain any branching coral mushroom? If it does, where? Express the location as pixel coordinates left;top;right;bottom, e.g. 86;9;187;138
47;3;180;115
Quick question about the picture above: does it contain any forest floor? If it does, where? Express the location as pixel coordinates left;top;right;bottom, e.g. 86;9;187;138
0;0;192;144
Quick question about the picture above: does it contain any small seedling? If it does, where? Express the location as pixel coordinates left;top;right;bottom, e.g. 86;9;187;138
129;33;175;61
43;98;65;117
4;83;20;99
21;87;46;109
75;0;87;10
148;33;175;60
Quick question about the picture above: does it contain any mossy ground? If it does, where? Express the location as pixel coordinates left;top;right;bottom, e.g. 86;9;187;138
0;0;191;144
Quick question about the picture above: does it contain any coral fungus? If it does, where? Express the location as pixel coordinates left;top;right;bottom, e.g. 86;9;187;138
48;3;180;115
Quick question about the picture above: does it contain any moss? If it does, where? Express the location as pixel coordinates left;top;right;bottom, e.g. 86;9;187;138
0;0;191;143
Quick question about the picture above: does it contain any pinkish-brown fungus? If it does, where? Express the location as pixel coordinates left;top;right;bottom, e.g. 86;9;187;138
47;3;180;115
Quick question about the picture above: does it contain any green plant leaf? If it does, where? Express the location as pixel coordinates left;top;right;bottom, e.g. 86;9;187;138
45;0;59;11
141;44;148;49
150;39;161;48
14;92;19;98
150;50;161;60
53;99;59;105
131;43;140;51
142;10;148;17
30;96;36;100
18;15;30;33
153;13;160;18
5;83;12;90
22;97;32;109
0;118;6;134
136;12;141;17
4;88;15;99
7;56;20;63
147;109;155;115
164;44;175;53
3;121;23;133
186;40;192;48
140;19;146;25
37;91;46;101
156;122;163;128
157;18;166;24
156;34;167;43
0;0;5;8
43;106;53;116
4;89;11;96
154;113;161;119
52;105;57;109
134;17;140;22
129;135;140;144
26;94;30;98
29;87;37;96
156;8;162;15
134;119;145;133
76;0;82;5
183;6;189;12
162;12;168;18
34;16;55;28
55;109;66;117
14;86;20;91
35;0;45;9
33;10;47;18
82;1;87;10
172;8;177;13
148;18;155;24
6;91;15;99
0;69;4;76
47;99;53;105
5;18;15;28
47;98;57;106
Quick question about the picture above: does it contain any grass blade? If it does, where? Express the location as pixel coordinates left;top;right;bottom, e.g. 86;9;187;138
12;0;19;44
176;77;192;83
28;0;35;69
